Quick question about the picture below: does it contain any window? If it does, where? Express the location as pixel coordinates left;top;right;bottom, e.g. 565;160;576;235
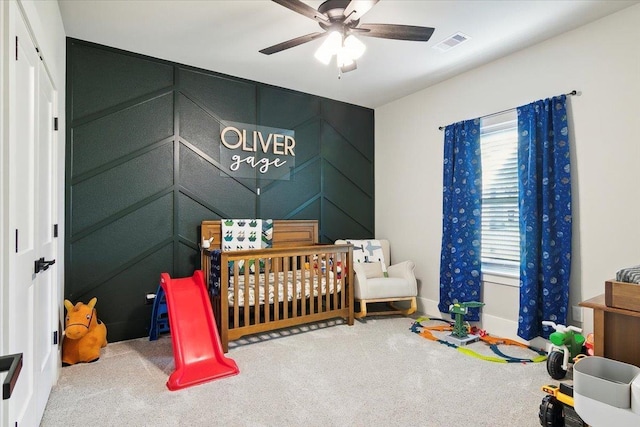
480;110;519;277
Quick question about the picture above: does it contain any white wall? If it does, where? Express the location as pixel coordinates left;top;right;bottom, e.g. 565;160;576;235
375;4;640;341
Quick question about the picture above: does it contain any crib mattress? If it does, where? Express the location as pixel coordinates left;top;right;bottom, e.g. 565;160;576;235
228;270;341;307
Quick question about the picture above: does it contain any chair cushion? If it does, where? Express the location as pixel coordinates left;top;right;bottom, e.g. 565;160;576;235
359;262;384;279
356;277;417;300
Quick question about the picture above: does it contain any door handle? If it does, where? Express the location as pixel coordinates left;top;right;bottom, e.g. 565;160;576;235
34;257;56;274
0;353;22;400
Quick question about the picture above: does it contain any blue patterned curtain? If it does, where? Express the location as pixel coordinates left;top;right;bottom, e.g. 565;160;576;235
517;95;572;340
439;119;483;321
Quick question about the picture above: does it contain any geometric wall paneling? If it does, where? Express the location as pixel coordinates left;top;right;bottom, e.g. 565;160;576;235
259;158;322;219
322;161;374;233
87;243;175;341
177;241;199;279
258;86;320;129
321;98;375;160
71;93;174;177
322;200;373;242
321;122;374;196
178;143;257;218
293;200;322;229
66;38;373;341
179;67;257;124
70;143;174;235
282;118;321;167
178;93;222;162
68;193;174;292
177;192;219;246
68;40;174;120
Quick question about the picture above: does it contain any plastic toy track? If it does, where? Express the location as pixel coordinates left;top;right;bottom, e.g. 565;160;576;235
546;351;567;380
539;395;563;427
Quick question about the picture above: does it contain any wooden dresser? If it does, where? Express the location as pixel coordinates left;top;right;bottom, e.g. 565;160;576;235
580;290;640;367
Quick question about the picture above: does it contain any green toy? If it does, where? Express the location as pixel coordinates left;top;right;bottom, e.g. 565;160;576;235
542;320;586;380
449;301;485;338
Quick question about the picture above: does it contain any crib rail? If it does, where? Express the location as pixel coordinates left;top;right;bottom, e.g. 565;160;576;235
208;244;353;352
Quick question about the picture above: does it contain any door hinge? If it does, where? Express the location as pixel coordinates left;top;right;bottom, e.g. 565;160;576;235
53;331;58;345
15;36;18;61
15;229;18;253
53;117;58;131
53;224;58;237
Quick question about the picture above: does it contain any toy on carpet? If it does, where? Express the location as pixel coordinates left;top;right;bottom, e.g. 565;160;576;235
542;320;586;380
448;301;485;345
62;297;108;365
411;316;547;364
539;383;587;427
584;333;594;356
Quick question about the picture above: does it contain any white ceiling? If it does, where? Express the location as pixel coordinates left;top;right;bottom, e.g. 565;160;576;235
58;0;638;108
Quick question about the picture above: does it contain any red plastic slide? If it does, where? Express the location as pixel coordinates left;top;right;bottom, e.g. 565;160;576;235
160;270;239;391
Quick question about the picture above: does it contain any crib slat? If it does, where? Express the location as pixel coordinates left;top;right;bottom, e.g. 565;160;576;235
220;255;230;352
233;261;240;330
332;251;338;307
340;251;346;308
301;259;307;317
253;259;260;326
311;255;318;314
273;256;280;321
244;264;250;327
283;256;289;319
264;258;271;323
324;252;330;312
317;253;323;313
291;256;298;318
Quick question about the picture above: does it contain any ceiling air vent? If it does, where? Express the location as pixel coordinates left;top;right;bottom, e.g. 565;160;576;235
432;32;470;52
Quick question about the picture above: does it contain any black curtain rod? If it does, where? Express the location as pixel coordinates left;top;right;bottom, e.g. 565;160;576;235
437;90;579;131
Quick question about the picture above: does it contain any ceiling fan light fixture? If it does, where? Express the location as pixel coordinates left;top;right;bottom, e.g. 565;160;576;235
314;31;342;64
336;48;354;68
343;34;365;60
336;49;353;68
261;0;436;75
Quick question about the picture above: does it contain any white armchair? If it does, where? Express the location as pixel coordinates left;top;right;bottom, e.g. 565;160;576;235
336;239;417;319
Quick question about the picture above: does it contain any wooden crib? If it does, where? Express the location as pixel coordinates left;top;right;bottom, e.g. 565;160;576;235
201;220;354;352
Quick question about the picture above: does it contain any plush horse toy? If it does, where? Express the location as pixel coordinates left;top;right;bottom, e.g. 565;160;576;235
62;297;108;365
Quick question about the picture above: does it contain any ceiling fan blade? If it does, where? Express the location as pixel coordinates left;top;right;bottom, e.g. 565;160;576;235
357;23;435;41
343;0;380;25
259;32;327;55
271;0;330;25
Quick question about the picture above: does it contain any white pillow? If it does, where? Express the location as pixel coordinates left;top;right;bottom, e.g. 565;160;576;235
360;262;384;279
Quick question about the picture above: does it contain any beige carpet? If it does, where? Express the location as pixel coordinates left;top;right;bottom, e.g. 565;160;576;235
41;316;560;427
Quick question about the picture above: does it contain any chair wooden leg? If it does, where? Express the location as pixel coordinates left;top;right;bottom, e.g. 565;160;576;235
389;297;417;316
355;300;367;319
407;297;417;315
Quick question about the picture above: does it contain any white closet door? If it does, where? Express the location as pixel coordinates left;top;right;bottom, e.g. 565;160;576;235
3;1;58;425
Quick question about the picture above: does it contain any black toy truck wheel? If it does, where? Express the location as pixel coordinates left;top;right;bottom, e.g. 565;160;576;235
547;351;567;380
539;395;563;427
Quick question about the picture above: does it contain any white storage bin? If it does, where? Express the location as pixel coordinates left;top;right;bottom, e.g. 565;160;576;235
574;356;640;409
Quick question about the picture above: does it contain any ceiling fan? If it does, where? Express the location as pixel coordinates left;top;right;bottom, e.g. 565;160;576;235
259;0;435;73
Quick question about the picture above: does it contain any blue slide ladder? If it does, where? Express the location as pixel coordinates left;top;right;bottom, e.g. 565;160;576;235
149;284;170;340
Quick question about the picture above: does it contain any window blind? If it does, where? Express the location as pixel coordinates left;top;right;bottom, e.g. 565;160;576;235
480;110;520;274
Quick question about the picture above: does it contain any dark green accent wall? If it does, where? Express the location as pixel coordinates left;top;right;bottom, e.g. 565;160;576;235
65;38;375;342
